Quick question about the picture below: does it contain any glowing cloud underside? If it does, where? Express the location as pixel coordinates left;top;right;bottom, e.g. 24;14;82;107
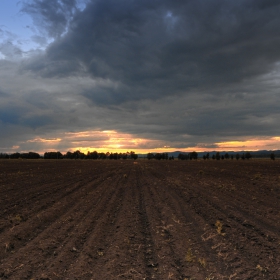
10;132;280;154
216;137;280;151
27;138;62;143
24;130;168;154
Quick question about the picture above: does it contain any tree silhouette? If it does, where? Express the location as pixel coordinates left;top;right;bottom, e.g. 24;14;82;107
215;152;220;160
245;152;252;160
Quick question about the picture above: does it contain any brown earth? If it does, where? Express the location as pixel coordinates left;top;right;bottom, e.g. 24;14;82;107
0;159;280;280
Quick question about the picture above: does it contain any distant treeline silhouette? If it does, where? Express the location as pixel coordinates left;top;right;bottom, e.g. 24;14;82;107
145;151;275;160
178;151;198;160
178;151;253;160
0;150;276;160
0;150;138;160
146;151;251;161
147;153;174;160
0;152;41;159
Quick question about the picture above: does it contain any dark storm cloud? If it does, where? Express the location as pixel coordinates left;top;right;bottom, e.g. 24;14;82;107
0;104;53;128
21;0;280;105
23;115;54;128
0;107;24;125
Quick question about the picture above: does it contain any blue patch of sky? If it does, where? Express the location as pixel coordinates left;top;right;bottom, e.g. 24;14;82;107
0;0;88;59
0;1;36;51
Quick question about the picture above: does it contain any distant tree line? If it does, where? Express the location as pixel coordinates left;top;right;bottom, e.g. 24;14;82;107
58;150;138;160
0;150;277;161
177;151;254;160
0;151;138;160
147;153;174;160
178;151;198;160
0;152;40;159
210;152;252;160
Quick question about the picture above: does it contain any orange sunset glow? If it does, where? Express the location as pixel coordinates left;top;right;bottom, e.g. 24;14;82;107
215;137;280;151
22;130;280;155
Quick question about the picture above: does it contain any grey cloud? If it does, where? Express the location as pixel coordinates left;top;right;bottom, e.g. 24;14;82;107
82;88;127;106
0;123;31;151
0;41;23;59
0;27;24;60
0;107;24;125
3;54;280;143
0;104;53;129
108;83;280;143
20;0;280;106
22;115;54;129
0;90;8;97
25;90;53;109
31;35;48;46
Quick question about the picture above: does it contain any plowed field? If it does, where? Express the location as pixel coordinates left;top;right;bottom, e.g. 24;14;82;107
0;159;280;279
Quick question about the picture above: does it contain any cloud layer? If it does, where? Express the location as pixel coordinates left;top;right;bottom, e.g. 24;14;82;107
1;0;280;153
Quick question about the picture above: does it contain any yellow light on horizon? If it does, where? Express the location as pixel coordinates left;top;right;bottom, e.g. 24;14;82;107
216;137;280;151
22;131;280;155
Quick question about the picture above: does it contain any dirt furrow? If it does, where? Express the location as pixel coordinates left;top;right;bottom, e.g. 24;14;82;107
0;168;125;278
145;161;280;279
0;159;280;279
144;165;229;279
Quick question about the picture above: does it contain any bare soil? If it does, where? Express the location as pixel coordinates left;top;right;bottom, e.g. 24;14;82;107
0;159;280;279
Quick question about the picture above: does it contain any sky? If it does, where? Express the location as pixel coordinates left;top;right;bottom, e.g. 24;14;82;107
0;0;280;154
